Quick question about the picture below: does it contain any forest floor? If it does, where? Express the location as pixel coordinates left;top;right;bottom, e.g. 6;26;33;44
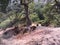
0;25;60;45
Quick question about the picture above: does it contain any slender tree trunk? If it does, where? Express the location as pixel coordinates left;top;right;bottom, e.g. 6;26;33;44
24;4;32;26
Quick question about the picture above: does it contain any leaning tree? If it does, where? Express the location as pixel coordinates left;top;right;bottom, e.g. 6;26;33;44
20;0;33;26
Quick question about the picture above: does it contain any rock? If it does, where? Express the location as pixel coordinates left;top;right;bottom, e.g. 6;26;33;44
2;26;20;39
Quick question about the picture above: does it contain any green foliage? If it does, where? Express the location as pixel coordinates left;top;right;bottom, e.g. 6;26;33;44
1;0;60;28
29;2;35;14
0;16;15;29
40;3;60;27
30;13;40;22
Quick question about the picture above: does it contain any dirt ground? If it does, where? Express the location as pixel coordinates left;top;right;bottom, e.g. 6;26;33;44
0;26;60;45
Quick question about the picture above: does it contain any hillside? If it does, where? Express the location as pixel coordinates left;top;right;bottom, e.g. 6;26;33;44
0;26;60;45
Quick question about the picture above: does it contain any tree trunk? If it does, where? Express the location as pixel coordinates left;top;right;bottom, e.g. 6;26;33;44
24;4;32;26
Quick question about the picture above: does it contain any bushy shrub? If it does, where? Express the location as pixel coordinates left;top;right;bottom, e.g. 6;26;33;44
30;13;40;22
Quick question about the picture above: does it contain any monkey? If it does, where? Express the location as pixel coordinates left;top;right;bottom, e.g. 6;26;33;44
30;26;36;31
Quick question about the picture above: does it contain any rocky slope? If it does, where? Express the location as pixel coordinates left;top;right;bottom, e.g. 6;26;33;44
0;26;60;45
